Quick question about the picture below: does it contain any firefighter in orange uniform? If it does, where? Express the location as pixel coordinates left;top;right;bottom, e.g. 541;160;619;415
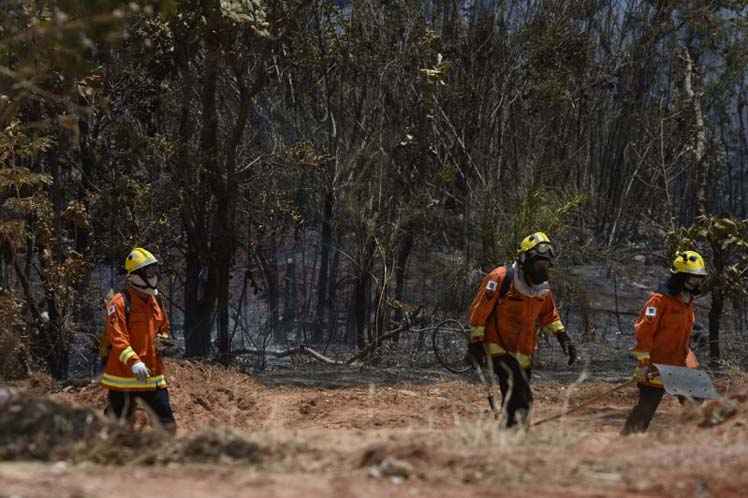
621;250;707;435
101;247;176;433
468;232;576;428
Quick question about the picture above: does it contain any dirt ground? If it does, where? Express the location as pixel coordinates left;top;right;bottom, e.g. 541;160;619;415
2;360;748;498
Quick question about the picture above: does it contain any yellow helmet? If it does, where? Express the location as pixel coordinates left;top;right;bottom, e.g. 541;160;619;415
518;232;555;260
124;247;158;274
671;250;707;276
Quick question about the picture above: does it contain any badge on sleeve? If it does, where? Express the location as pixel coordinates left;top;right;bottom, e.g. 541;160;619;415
645;306;657;319
484;280;498;297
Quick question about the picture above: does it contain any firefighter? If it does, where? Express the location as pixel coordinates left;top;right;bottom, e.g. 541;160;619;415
101;247;177;434
468;232;577;428
621;250;707;435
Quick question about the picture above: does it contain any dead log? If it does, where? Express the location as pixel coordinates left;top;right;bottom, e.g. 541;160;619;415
230;324;412;366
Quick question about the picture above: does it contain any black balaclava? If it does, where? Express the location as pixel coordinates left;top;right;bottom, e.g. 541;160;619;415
683;275;704;295
664;273;703;296
663;273;686;295
524;257;551;286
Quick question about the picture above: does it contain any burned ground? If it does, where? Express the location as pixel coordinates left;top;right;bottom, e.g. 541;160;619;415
1;260;746;497
1;358;748;498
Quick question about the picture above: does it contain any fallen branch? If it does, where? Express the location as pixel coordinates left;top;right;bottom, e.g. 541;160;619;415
229;346;343;365
229;323;412;366
342;324;409;365
532;379;635;427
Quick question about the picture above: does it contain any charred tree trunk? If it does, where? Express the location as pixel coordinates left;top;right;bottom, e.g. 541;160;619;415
184;3;221;357
75;105;96;372
184;249;212;357
283;255;297;341
215;40;264;361
708;241;725;364
327;231;340;342
255;246;282;344
36;149;70;379
682;45;708;218
392;230;414;335
313;191;334;343
737;92;747;217
353;238;375;350
213;200;232;362
173;8;207;357
708;285;723;365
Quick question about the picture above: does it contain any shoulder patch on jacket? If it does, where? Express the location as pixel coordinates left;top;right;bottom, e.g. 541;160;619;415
645;306;657;318
483;279;498;299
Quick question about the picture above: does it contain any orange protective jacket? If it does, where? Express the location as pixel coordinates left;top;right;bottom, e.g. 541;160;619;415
468;265;565;369
632;289;697;388
101;288;170;391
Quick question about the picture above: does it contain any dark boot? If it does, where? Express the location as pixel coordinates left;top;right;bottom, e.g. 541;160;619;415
493;355;533;428
621;385;665;435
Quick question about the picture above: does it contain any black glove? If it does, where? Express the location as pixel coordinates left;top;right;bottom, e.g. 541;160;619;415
556;332;577;366
635;363;657;383
467;341;486;366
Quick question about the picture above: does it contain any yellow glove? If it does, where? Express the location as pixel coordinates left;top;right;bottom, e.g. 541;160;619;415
470;325;485;342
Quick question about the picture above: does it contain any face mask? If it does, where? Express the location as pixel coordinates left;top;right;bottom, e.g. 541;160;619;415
129;266;160;295
684;276;704;295
140;266;159;286
525;258;550;285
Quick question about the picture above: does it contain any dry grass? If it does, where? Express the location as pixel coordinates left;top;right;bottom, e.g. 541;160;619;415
4;359;748;497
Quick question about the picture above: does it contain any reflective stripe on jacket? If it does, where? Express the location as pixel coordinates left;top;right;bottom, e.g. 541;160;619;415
468;265;564;369
632;291;695;387
101;288;170;391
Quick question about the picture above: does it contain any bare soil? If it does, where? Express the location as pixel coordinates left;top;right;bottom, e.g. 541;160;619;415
2;359;748;498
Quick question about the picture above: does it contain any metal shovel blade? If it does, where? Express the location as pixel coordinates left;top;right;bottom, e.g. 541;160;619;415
653;363;720;400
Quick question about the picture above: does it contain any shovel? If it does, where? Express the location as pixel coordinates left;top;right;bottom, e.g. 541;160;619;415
467;343;501;416
652;363;721;400
469;354;497;414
